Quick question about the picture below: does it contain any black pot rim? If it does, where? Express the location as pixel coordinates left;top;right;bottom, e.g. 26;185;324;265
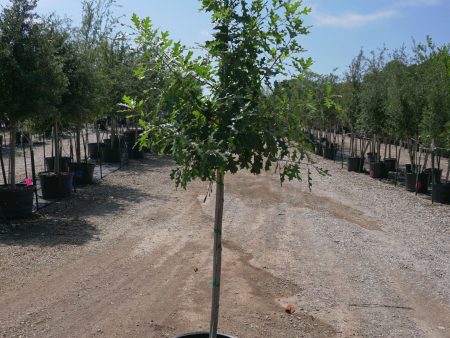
173;332;236;338
38;171;74;177
71;162;96;167
0;183;34;191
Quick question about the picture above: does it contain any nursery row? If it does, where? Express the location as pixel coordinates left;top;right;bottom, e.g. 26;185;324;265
311;131;450;205
0;126;145;220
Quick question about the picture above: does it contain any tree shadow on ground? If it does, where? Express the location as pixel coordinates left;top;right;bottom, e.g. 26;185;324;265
124;155;176;173
0;214;99;247
0;155;175;247
65;177;171;219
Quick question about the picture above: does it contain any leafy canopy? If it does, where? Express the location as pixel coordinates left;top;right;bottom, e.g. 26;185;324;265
126;0;320;188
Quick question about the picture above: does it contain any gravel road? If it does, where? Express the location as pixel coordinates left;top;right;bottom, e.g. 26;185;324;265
0;154;449;338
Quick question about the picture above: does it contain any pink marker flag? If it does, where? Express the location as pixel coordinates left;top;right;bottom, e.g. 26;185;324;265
25;177;33;186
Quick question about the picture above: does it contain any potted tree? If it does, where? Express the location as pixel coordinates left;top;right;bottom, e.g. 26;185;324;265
343;51;366;173
34;17;72;199
128;1;319;337
0;0;65;217
359;49;388;179
99;36;137;164
60;38;100;186
383;52;412;177
420;44;450;201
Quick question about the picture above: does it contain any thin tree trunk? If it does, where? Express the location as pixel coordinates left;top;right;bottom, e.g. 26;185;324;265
22;140;28;179
210;171;225;338
29;138;39;211
0;141;6;185
54;119;60;174
84;124;89;162
43;134;46;168
76;126;81;163
10;123;17;188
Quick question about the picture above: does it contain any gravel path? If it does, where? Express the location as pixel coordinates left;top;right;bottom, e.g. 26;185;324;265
0;154;449;338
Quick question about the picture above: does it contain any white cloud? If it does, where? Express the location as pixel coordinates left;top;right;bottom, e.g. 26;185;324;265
313;10;396;28
395;0;442;6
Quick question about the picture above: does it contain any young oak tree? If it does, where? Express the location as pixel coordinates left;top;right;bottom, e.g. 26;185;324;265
126;1;321;336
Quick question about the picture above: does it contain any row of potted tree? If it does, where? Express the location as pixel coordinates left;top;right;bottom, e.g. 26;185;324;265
0;0;143;219
275;39;450;204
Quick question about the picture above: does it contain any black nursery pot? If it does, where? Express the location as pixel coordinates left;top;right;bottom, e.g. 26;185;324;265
124;130;145;159
0;184;34;219
314;142;323;156
70;162;95;185
367;152;379;163
174;332;236;338
88;142;106;160
101;146;122;163
45;156;72;172
405;164;422;173
323;145;337;160
424;168;442;184
347;157;364;173
432;183;450;204
383;158;397;172
39;172;73;199
405;172;429;193
370;162;387;179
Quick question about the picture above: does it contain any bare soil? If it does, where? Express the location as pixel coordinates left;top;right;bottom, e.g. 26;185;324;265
1;154;449;338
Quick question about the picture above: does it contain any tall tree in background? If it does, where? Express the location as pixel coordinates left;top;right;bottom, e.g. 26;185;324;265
0;0;67;186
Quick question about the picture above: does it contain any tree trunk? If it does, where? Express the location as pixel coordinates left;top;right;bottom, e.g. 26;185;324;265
76;126;82;163
209;172;224;338
54;119;60;174
9;123;17;188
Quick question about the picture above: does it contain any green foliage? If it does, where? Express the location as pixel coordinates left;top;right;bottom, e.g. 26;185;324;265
127;0;320;189
341;50;365;132
418;43;450;148
0;0;67;124
273;72;342;132
358;49;387;136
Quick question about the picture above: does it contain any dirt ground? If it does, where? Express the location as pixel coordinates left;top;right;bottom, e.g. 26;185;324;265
1;154;449;338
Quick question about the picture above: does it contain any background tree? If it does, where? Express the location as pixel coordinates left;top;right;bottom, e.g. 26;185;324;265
341;50;365;157
0;0;67;185
359;48;388;159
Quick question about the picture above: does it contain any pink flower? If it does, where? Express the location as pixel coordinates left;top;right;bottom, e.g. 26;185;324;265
25;177;33;186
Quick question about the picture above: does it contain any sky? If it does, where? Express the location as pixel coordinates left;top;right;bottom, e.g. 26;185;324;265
0;0;449;77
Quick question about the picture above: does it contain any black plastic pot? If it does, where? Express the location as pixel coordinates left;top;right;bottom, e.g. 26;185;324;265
347;157;364;173
367;152;379;163
383;158;397;172
125;130;145;159
405;172;429;193
88;143;106;160
174;332;236;338
424;168;442;184
70;163;95;185
45;156;72;172
314;142;323;156
39;172;73;199
323;146;337;160
405;164;422;173
432;183;450;204
101;147;122;163
0;184;34;219
370;162;388;179
104;135;124;148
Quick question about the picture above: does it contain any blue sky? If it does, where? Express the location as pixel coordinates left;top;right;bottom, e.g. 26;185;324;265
1;0;449;76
